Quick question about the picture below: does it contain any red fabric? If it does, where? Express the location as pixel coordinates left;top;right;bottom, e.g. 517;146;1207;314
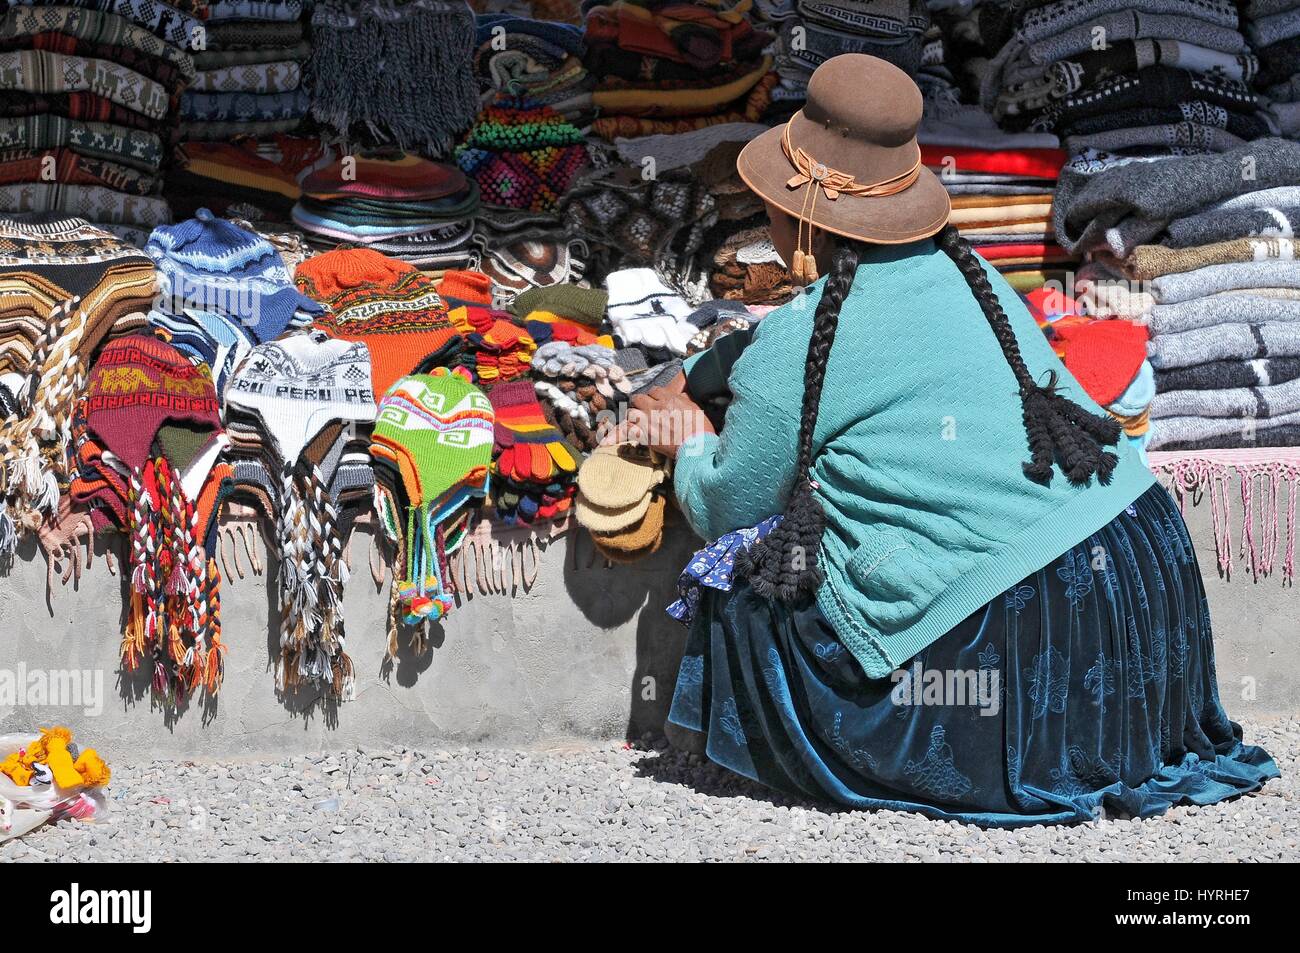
1025;286;1082;320
975;243;1071;261
1055;319;1150;406
920;145;1066;180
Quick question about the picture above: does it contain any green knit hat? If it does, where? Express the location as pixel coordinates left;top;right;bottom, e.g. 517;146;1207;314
371;368;494;511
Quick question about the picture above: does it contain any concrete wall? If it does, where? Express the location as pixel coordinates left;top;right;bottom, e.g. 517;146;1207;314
1;478;1296;759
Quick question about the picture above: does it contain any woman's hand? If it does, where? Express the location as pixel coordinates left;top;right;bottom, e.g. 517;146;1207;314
600;372;716;459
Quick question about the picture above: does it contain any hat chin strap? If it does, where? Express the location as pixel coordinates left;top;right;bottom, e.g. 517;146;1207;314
780;121;922;284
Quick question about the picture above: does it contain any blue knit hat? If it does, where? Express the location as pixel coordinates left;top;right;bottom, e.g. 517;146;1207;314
146;209;323;345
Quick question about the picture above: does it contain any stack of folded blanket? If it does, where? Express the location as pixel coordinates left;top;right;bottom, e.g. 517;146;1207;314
0;0;204;240
1054;138;1300;450
1249;0;1300;138
471;12;591;113
924;140;1072;293
774;0;930;106
579;0;778;141
982;0;1266;157
293;153;481;270
179;0;311;141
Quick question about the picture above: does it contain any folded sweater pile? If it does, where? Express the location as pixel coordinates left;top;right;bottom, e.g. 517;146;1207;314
179;0;310;141
0;0;203;238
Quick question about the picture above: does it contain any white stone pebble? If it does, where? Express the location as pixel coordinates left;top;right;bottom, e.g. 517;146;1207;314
5;716;1296;862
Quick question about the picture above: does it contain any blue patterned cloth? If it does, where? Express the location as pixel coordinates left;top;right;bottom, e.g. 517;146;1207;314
667;514;781;625
668;484;1279;826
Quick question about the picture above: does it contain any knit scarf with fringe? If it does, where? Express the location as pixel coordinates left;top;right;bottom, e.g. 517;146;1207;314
276;461;353;701
122;455;225;700
308;0;479;155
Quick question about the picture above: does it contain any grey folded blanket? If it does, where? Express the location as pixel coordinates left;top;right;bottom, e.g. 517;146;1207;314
1148;321;1300;368
1149;406;1300;448
1148;295;1300;334
1151;375;1300;419
1053;138;1300;256
1166;205;1300;247
1156;356;1300;392
1151;261;1300;303
1152;421;1300;450
981;8;1248;110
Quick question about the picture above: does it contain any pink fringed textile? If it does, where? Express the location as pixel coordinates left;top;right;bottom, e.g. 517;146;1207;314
1149;449;1300;583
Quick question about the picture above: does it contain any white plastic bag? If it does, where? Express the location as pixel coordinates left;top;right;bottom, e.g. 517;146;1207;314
0;731;109;844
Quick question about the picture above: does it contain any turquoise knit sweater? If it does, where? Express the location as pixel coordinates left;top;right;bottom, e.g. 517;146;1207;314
674;239;1156;678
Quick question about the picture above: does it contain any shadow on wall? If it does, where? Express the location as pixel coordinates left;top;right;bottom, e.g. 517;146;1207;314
559;510;697;743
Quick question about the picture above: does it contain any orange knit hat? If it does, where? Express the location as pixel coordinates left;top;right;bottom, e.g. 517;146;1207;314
296;249;464;402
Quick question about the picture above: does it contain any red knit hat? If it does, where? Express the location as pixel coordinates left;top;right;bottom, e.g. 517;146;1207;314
1055;319;1149;407
84;335;222;471
296;249;463;401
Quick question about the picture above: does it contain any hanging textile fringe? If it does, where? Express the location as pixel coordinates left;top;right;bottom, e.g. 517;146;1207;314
275;464;353;701
1149;450;1300;584
308;0;479;155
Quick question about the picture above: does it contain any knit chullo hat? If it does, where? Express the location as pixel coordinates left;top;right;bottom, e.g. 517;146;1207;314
295;248;464;401
454;97;590;212
77;335;230;700
147;209;322;345
226;330;377;700
0;217;155;551
371;368;493;628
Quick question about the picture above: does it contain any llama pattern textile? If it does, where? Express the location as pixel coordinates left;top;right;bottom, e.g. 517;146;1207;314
668;485;1278;825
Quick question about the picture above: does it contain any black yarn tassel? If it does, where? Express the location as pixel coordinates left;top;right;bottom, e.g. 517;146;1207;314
1020;371;1122;486
734;478;826;604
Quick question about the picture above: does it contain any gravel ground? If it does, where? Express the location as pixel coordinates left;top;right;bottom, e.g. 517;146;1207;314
6;716;1297;862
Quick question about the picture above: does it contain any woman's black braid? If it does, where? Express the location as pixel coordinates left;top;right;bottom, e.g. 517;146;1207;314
935;225;1122;485
738;227;1124;606
734;241;864;603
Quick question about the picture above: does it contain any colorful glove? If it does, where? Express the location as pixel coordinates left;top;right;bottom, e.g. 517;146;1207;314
488;380;579;484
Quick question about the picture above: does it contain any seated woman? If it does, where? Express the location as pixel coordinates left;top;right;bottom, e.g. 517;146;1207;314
624;54;1278;826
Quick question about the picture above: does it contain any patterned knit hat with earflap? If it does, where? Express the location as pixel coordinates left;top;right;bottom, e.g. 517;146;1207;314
295;248;464;401
225;330;377;700
148;208;323;343
80;334;229;700
371;367;493;628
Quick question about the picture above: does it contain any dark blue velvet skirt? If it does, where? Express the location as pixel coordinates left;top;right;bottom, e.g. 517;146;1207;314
668;485;1279;826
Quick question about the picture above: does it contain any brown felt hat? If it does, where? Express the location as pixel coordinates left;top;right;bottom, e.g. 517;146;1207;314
736;54;950;246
